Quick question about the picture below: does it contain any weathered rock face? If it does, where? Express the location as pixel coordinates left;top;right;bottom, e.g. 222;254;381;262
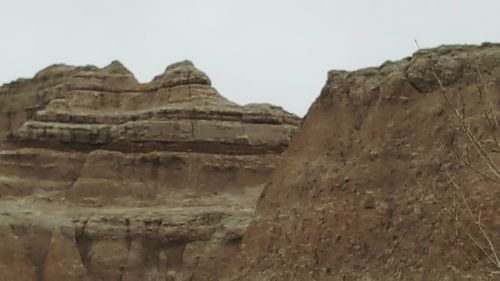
0;60;298;201
230;44;500;280
0;60;299;280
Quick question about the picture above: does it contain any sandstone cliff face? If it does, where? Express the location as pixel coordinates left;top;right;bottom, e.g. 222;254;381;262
230;44;500;280
0;61;299;280
0;60;298;202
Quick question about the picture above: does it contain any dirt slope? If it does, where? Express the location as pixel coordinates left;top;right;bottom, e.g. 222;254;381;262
230;44;500;281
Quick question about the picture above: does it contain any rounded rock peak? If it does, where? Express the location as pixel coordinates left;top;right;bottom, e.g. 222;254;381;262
34;64;77;80
151;60;211;87
165;60;195;71
102;60;134;76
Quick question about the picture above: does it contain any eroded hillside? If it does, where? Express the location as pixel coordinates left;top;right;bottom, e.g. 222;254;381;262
230;44;500;281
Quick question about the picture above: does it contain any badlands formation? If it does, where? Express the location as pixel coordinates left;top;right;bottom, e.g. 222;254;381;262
0;60;298;281
1;44;500;281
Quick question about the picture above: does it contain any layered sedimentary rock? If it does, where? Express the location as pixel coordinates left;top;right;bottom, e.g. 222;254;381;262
0;60;299;280
0;60;298;202
230;44;500;280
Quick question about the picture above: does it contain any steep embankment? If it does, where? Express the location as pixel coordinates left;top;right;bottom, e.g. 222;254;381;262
0;61;299;281
230;44;500;280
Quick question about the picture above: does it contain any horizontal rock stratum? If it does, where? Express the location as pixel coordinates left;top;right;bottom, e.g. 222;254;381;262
0;60;299;202
0;60;299;280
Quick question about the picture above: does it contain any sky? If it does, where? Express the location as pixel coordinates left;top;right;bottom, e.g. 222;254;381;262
1;0;499;116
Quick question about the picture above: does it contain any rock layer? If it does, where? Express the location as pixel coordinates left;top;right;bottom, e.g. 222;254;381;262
0;60;298;202
230;44;500;280
0;60;299;280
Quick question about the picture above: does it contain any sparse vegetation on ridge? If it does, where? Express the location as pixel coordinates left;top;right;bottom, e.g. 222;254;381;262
433;60;500;277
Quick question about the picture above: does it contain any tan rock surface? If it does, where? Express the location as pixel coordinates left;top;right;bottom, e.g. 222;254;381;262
0;60;298;201
0;60;299;280
0;191;258;281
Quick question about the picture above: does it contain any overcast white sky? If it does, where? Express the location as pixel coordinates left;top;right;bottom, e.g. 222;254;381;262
1;0;499;116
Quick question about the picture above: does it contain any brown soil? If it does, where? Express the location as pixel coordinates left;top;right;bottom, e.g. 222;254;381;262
229;44;500;281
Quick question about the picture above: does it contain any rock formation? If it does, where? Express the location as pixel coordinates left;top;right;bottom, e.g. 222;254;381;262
3;44;499;281
0;60;299;280
230;44;500;280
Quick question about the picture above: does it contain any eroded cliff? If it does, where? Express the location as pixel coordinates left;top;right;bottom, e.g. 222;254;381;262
0;60;299;280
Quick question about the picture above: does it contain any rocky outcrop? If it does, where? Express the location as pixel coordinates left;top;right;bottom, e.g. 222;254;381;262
0;60;298;201
230;44;500;280
0;193;256;281
0;61;299;280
